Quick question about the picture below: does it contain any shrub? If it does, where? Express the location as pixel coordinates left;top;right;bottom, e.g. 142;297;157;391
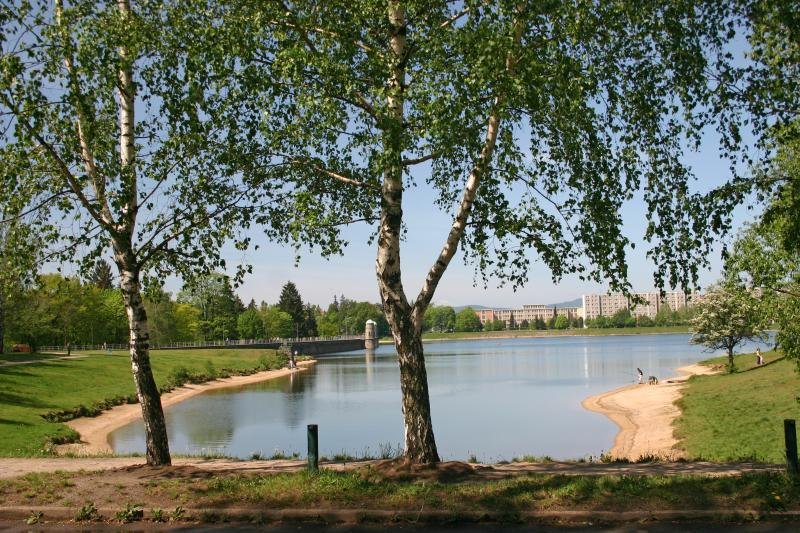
116;503;143;523
258;352;288;370
75;502;98;522
166;366;191;388
203;360;217;379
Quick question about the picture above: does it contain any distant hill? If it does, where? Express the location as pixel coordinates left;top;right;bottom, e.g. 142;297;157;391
452;304;508;312
452;300;581;312
547;297;582;308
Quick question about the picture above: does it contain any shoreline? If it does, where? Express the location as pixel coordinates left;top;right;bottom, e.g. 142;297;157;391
581;363;718;461
412;330;689;344
58;360;316;456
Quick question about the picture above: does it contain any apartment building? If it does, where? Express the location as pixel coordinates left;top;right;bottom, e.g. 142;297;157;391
582;293;628;320
475;309;496;325
582;291;695;321
474;303;582;328
556;307;583;320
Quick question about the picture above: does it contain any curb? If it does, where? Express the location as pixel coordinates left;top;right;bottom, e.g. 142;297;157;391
3;506;800;526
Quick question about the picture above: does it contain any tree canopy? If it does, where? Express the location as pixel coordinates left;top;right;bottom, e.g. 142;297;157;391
455;308;482;332
725;133;800;369
222;0;767;463
690;283;767;372
0;0;355;465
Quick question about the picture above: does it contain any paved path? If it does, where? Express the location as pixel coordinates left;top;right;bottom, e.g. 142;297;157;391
0;457;784;479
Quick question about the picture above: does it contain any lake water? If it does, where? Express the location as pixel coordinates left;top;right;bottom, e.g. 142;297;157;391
109;333;769;461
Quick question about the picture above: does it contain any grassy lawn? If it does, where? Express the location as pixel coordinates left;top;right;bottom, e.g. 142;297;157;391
421;325;688;341
0;468;796;517
675;351;800;462
0;348;283;457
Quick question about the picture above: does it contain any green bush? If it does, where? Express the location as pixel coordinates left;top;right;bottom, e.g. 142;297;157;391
258;352;288;370
166;366;191;388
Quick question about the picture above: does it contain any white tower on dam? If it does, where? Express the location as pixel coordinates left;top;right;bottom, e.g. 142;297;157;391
364;319;378;350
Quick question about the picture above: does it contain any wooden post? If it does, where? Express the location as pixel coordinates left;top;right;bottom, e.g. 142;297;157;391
307;424;319;472
785;419;798;476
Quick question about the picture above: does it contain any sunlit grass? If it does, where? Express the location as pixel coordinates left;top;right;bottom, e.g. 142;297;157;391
4;469;794;514
0;348;283;456
676;352;799;462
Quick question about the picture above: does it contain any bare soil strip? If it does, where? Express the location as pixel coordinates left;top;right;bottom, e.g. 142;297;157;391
0;456;781;480
582;363;718;460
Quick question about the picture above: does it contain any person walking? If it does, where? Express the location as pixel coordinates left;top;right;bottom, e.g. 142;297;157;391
637;367;644;384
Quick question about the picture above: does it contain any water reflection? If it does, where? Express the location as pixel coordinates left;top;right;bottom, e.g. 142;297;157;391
109;333;771;461
365;349;375;385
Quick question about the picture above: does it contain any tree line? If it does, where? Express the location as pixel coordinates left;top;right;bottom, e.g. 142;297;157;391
585;307;695;329
1;270;386;350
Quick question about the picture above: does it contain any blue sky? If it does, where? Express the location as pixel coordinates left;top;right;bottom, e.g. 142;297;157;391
226;133;760;309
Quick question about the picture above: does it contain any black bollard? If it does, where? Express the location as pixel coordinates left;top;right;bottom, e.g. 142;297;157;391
785;419;798;476
307;424;319;472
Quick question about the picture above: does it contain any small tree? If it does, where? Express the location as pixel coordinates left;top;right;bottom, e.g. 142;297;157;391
423;305;456;333
611;308;635;328
262;306;295;339
637;315;655;327
454;308;482;332
690;283;767;372
554;315;569;330
237;308;265;340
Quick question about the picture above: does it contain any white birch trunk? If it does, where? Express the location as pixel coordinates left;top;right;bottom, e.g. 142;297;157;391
116;254;171;466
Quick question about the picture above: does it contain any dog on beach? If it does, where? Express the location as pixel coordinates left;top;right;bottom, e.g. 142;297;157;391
648;375;659;385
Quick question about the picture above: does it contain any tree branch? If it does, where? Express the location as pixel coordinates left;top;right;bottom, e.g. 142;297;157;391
440;8;469;29
287;157;376;189
1;97;106;229
413;10;526;320
402;151;440;166
273;2;379;121
0;189;71;224
55;0;117;229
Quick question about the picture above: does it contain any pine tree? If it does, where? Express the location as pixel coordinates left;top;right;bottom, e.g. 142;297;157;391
87;260;114;289
303;304;318;337
278;282;305;337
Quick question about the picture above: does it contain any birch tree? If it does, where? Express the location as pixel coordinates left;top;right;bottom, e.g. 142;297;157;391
0;1;350;465
241;1;750;463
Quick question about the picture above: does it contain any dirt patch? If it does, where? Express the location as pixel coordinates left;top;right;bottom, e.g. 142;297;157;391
362;458;489;482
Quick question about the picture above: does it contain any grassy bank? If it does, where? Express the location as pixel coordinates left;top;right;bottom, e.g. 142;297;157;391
420;325;688;341
675;351;799;462
0;348;287;457
0;468;796;520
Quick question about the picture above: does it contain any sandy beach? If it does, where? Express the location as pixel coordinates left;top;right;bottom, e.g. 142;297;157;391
58;360;316;455
582;363;718;461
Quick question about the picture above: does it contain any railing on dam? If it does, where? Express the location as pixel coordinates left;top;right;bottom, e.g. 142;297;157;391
39;335;365;354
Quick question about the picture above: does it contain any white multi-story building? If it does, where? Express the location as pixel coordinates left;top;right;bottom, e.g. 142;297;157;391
582;293;628;320
474;303;582;328
582;291;696;321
